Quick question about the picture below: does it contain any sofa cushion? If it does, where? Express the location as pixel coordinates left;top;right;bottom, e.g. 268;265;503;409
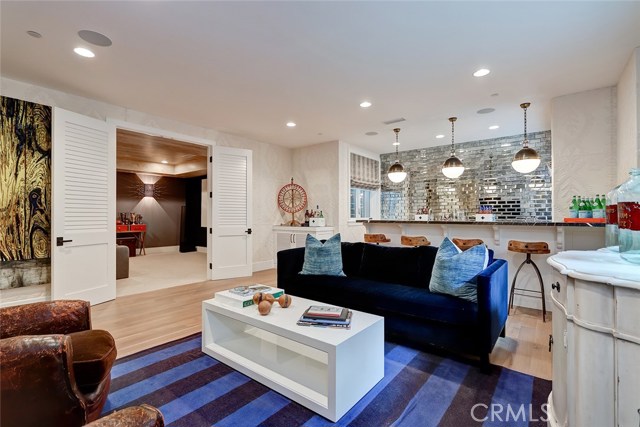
300;233;345;276
429;237;488;302
68;329;117;394
360;244;437;288
340;242;365;277
289;273;478;326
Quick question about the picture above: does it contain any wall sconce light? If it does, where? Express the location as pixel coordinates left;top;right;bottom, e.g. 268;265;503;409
512;102;541;173
442;117;465;179
387;128;407;183
144;184;155;198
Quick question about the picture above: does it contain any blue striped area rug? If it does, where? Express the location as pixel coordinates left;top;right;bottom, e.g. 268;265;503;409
102;334;551;427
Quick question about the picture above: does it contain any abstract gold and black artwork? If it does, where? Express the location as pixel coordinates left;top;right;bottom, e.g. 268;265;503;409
0;96;51;262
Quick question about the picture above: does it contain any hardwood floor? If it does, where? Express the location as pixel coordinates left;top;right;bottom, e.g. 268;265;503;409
92;269;552;380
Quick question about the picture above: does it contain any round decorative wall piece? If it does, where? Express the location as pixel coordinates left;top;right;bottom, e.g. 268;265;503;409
277;178;307;226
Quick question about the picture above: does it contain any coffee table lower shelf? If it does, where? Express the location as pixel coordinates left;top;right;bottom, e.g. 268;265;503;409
202;297;384;422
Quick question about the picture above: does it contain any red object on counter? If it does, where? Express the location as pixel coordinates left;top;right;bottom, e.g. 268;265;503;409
129;224;147;232
116;224;129;232
563;218;605;223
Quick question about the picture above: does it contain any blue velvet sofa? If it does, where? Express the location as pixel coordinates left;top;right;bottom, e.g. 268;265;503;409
277;242;509;367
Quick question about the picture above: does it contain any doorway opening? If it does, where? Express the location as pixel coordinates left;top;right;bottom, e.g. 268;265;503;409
115;127;210;297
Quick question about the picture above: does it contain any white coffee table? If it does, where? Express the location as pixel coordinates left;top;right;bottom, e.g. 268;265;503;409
201;295;384;422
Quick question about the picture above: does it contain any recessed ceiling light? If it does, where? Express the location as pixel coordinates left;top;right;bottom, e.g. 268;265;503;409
74;47;95;58
436;134;445;139
365;131;378;136
360;101;372;108
161;160;168;164
489;125;500;130
473;68;491;77
477;108;495;114
78;30;112;47
26;30;42;38
491;93;499;97
286;122;296;127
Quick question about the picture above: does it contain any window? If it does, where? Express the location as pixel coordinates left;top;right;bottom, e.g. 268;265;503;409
350;152;380;219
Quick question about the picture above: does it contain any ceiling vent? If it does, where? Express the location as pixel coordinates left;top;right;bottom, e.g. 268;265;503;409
382;117;406;125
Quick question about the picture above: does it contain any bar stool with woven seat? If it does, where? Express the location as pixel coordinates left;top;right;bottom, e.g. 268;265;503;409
400;235;430;247
364;233;391;245
508;240;550;321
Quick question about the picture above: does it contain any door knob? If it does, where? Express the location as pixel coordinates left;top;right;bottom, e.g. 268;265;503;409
56;237;73;246
245;228;252;235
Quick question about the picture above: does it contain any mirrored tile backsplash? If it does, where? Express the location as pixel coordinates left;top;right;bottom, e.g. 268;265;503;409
380;131;552;221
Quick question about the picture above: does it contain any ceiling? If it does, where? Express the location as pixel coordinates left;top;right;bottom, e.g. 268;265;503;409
2;1;640;155
116;129;208;177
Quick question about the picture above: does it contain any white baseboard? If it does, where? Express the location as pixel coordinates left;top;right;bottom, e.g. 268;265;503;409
0;293;48;308
196;246;207;253
145;246;180;254
253;260;274;272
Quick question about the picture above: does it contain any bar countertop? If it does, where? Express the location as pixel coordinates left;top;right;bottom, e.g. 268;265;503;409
356;219;605;227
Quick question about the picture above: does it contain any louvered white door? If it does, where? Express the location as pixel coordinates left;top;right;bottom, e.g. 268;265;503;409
211;146;253;279
51;108;115;305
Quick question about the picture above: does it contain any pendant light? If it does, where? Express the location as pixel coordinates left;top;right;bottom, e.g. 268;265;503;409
387;128;407;183
441;117;465;179
512;102;541;173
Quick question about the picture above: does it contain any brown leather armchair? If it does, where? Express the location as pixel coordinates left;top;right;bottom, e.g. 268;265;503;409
0;300;117;427
86;404;164;427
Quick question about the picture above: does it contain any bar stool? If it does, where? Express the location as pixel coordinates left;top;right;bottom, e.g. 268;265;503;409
401;235;431;247
364;233;391;245
508;240;550;322
452;238;484;251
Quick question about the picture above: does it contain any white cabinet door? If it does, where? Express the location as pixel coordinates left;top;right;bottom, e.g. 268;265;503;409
550;293;568;427
293;232;309;248
51;108;115;305
211;146;252;279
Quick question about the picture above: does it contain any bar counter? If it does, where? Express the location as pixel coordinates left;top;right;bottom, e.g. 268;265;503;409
356;219;605;311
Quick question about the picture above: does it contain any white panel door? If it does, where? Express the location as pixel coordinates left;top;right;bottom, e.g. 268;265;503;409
211;146;252;279
51;108;115;305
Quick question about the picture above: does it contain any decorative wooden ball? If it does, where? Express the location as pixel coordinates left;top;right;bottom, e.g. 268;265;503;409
277;294;292;308
258;300;272;315
253;292;268;305
264;294;275;303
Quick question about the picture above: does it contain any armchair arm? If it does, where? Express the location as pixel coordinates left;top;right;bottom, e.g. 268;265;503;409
0;335;87;427
0;300;91;339
476;259;509;353
86;404;165;427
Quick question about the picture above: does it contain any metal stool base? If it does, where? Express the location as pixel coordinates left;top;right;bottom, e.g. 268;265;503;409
508;253;546;322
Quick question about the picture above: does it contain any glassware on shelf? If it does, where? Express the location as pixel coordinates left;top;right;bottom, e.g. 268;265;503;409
617;168;640;264
606;185;622;248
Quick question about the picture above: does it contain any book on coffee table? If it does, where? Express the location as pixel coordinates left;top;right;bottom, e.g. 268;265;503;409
303;305;348;320
298;310;352;329
215;285;284;308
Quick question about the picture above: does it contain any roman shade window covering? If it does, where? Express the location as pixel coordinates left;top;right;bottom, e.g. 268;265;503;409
350;153;380;190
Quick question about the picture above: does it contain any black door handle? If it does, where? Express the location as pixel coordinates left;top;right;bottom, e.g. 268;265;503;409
56;237;73;246
551;282;561;292
548;334;554;352
245;228;252;235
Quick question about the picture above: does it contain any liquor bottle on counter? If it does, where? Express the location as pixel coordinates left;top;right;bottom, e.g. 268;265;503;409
569;196;578;218
304;210;310;226
617;168;640;264
606;185;621;247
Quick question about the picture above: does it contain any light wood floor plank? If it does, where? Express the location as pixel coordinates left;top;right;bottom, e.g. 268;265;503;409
92;269;552;379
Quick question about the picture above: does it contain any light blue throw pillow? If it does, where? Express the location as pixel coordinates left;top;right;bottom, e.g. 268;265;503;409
428;237;489;302
300;233;346;276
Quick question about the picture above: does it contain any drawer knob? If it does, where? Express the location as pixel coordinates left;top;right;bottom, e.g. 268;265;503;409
551;281;561;292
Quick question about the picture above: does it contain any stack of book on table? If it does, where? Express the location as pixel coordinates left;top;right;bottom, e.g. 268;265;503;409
297;305;352;329
215;285;284;308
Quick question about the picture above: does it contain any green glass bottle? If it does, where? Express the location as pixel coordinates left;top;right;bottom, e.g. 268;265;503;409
578;196;588;218
569;196;578;218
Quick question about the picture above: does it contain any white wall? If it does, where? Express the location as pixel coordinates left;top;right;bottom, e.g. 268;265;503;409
551;87;617;220
617;47;640;183
1;77;293;271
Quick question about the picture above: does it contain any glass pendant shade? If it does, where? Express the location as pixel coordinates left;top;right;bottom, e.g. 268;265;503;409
441;117;464;178
388;162;407;183
512;102;540;173
442;155;465;178
387;128;407;183
511;146;541;173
